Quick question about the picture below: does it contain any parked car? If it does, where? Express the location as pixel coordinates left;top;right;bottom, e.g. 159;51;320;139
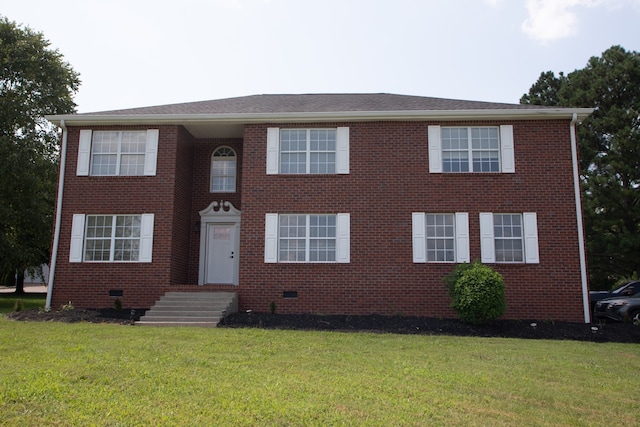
593;292;640;324
590;280;640;308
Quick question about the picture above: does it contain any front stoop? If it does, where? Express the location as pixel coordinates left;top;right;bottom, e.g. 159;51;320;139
136;291;238;327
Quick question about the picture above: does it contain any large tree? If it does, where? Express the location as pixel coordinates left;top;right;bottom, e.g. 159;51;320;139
0;17;80;293
521;46;640;289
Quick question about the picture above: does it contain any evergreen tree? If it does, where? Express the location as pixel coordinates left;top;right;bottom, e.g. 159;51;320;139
521;46;640;289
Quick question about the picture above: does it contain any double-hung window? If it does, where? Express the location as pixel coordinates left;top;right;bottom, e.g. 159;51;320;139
69;214;154;263
76;129;159;176
85;215;141;261
280;129;335;174
266;127;350;174
264;213;350;263
412;213;469;263
428;125;515;173
480;212;539;263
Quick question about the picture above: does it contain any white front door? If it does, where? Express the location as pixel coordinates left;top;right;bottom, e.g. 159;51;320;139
205;224;236;284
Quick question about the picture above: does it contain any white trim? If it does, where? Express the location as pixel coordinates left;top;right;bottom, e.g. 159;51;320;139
412;213;427;263
264;213;278;263
76;130;92;176
47;108;595;127
266;128;280;175
522;212;539;264
144;129;159;176
336;127;350;174
428;126;442;173
479;213;495;263
336;213;350;263
139;214;154;262
69;214;85;262
500;125;515;173
455;212;470;263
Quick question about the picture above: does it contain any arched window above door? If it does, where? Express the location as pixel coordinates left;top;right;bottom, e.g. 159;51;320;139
211;146;237;193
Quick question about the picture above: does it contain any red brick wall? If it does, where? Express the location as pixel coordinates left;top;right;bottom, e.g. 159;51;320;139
51;125;185;309
238;121;586;322
169;127;195;286
51;120;587;322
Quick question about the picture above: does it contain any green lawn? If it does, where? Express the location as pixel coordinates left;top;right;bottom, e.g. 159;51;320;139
0;293;45;314
0;317;638;426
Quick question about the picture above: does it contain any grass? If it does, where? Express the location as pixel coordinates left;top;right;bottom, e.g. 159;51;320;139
0;293;45;314
0;317;638;426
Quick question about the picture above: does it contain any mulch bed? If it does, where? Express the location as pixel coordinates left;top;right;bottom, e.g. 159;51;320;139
220;312;640;343
6;308;639;343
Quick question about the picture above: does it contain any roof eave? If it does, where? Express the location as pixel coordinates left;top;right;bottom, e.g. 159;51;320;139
46;108;594;126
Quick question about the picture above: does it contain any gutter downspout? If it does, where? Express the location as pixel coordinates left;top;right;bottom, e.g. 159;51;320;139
46;120;67;310
570;113;591;323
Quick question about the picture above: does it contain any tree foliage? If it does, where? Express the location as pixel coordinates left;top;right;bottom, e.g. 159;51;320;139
521;45;640;289
0;16;80;292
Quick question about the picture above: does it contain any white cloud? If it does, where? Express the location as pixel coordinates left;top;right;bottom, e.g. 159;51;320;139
521;0;639;42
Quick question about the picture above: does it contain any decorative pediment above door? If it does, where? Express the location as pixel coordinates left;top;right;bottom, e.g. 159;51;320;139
199;201;241;220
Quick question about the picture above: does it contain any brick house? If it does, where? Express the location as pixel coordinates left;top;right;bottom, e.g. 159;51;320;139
45;94;593;322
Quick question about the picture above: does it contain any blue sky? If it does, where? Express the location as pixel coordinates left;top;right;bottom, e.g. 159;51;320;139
4;0;640;113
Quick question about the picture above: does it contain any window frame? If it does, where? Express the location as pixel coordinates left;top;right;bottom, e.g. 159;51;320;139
76;129;159;177
84;215;141;262
266;127;350;175
412;212;469;263
279;129;336;174
265;213;350;263
479;212;539;264
493;213;524;263
210;146;237;193
425;213;456;262
441;127;501;173
278;214;337;262
90;131;147;176
69;213;154;263
428;125;514;174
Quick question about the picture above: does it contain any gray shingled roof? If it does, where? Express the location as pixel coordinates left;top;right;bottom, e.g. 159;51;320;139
82;93;545;116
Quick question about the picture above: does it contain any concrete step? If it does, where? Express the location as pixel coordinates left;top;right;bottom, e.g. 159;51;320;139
136;321;219;327
153;300;230;307
139;315;222;322
136;291;237;327
142;312;224;318
161;292;236;299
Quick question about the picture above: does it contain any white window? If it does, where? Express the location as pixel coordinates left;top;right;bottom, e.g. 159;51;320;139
69;214;154;263
428;125;514;173
264;213;350;263
266;127;349;175
412;213;469;263
211;146;237;192
480;212;539;264
76;129;159;176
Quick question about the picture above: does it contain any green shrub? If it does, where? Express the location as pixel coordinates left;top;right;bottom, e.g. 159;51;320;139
445;261;506;325
443;262;475;295
13;299;24;312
